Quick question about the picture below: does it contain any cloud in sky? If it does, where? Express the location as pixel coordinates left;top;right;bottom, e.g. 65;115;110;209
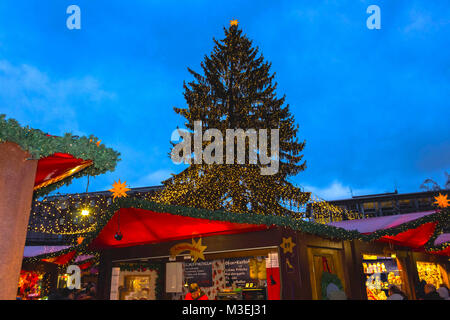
301;180;377;201
133;169;173;188
0;0;448;197
0;59;115;136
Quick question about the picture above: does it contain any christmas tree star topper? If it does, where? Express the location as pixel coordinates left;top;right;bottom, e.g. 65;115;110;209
230;19;238;26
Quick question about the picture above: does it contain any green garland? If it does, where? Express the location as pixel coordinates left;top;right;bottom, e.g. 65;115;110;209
22;243;98;266
0;114;120;197
75;197;449;250
72;196;363;247
359;209;449;244
426;241;450;254
25;200;450;263
424;207;450;253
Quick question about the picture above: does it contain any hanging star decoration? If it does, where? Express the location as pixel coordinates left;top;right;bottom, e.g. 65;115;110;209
89;139;102;147
434;193;449;208
76;236;85;245
280;237;296;254
109;179;130;200
230;19;238;26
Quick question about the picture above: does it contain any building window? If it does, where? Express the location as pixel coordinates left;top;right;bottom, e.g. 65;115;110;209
417;197;431;209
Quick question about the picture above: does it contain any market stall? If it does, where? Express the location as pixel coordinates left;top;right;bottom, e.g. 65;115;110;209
21;245;99;298
0;115;119;299
30;192;450;300
86;202;282;300
329;210;450;300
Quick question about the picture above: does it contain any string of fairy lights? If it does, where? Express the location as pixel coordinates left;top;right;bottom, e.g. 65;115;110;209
28;190;157;236
29;185;362;237
25;174;450;267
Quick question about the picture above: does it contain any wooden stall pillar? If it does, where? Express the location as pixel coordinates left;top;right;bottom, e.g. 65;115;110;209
0;142;38;300
97;250;113;300
279;228;302;299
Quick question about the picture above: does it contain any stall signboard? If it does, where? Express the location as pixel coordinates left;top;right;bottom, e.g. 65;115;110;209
224;258;252;287
184;261;213;287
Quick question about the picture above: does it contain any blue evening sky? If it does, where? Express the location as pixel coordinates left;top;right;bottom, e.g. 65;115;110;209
0;0;449;200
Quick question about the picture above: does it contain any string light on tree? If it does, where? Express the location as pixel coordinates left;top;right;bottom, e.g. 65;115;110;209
152;22;310;216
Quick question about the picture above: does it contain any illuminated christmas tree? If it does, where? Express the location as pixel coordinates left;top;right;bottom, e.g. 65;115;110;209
154;21;310;215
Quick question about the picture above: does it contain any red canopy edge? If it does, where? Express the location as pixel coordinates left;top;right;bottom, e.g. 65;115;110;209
79;260;94;270
34;153;93;190
42;250;77;265
89;208;270;249
427;246;450;256
373;222;438;249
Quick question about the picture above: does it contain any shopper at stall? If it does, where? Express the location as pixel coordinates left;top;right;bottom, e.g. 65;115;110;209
387;285;408;300
415;279;427;300
184;283;209;300
77;283;97;300
423;284;443;300
437;285;449;300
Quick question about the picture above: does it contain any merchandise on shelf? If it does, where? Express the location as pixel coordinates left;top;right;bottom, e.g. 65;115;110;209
362;255;403;300
416;261;444;289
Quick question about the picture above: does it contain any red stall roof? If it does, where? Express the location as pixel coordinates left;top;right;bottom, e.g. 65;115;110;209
328;211;439;249
89;207;270;249
34;153;93;190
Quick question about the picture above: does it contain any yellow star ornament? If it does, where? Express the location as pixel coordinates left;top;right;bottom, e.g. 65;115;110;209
280;237;296;254
109;179;130;200
190;238;207;262
169;238;207;262
434;193;449;208
230;19;238;26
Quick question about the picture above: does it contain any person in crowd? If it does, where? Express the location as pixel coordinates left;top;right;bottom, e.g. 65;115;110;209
437;285;449;300
415;279;427;300
47;288;73;300
387;285;408;300
423;283;443;300
184;283;208;300
77;283;97;300
60;287;75;300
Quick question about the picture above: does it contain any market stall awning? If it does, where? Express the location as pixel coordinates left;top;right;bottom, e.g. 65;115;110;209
0;115;120;197
34;153;93;190
23;245;71;258
42;250;77;265
434;233;450;245
89;208;270;249
426;233;450;256
329;211;438;249
23;246;97;267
